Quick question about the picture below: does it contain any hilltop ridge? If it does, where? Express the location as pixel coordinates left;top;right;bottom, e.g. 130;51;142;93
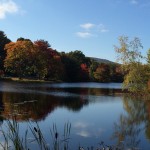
88;57;116;64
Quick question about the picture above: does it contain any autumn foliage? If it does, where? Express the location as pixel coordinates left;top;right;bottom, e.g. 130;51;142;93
0;31;124;82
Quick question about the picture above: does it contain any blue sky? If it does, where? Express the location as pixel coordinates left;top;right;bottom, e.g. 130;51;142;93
0;0;150;62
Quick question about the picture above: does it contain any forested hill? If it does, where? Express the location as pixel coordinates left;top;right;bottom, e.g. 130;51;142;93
88;57;115;64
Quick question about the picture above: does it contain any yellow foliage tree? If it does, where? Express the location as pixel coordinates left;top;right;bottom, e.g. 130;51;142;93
115;36;149;94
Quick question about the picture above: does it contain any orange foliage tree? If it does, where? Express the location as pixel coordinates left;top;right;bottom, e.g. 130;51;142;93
4;39;65;80
4;40;49;78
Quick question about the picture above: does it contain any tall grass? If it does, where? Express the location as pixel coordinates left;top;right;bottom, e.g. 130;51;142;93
49;123;71;150
0;119;71;150
0;119;124;150
0;119;28;150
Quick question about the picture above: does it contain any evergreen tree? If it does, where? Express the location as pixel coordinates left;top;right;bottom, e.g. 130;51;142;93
0;31;11;70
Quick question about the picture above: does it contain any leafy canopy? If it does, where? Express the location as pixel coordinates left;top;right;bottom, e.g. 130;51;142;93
115;36;149;94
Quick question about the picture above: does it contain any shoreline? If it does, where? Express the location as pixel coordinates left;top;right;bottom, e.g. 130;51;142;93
0;77;62;83
0;77;123;84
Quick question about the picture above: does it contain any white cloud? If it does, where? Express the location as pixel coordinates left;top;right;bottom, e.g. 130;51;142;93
130;0;138;5
98;24;109;33
76;23;109;38
100;29;109;33
80;23;95;30
0;0;19;19
76;32;93;38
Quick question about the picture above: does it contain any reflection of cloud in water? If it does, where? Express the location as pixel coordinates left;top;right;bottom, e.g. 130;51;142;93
74;121;91;138
73;121;105;138
76;130;90;137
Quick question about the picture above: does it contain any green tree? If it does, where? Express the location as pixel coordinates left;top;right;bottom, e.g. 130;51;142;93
146;49;150;91
115;36;143;65
94;63;110;82
0;31;11;71
111;64;124;82
89;60;99;81
61;51;90;82
68;50;86;64
147;49;150;65
61;53;80;82
123;63;149;93
17;37;31;42
115;36;149;94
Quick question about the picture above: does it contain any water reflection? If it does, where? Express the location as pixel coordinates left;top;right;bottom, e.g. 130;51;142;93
0;82;123;122
0;92;90;121
73;121;105;138
112;95;150;149
1;82;150;149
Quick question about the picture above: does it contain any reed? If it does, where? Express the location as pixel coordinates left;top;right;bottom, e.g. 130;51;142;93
0;119;28;150
0;119;122;150
0;119;71;150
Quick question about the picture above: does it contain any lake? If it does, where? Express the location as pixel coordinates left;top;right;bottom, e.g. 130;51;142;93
0;81;150;149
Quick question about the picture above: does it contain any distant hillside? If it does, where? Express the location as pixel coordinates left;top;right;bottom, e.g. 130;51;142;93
88;57;116;64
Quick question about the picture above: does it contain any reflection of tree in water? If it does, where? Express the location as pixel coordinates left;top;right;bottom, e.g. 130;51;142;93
0;91;89;121
112;95;149;149
0;92;4;126
66;87;124;96
113;114;141;149
0;86;125;123
59;98;88;111
144;99;150;140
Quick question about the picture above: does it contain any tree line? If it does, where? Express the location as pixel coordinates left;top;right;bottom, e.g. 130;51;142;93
0;31;124;82
1;30;150;94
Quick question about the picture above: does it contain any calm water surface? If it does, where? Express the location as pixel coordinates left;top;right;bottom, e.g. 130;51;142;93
0;81;150;149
